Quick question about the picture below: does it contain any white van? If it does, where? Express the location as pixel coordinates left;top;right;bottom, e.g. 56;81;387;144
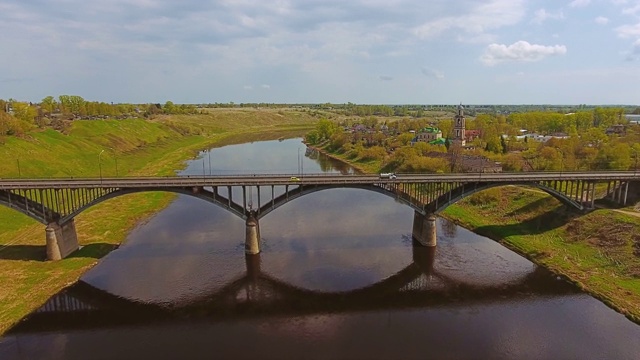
379;173;397;179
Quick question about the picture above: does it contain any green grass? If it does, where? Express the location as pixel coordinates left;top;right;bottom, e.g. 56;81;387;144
0;109;318;334
442;186;640;323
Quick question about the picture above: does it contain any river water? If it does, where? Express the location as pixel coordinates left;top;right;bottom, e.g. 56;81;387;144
1;138;640;360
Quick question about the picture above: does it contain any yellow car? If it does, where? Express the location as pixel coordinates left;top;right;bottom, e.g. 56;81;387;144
290;176;301;181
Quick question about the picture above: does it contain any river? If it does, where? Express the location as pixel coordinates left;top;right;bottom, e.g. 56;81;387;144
1;138;640;360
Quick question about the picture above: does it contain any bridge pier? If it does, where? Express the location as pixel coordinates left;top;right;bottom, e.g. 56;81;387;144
245;253;261;281
412;245;436;275
45;219;79;261
412;211;437;247
245;211;261;255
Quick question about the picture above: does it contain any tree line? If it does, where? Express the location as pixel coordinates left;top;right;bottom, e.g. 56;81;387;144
0;96;201;141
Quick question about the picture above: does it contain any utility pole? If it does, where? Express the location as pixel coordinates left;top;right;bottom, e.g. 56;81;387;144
98;150;105;183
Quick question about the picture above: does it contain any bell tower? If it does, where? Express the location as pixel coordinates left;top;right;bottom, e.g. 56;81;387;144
453;103;466;147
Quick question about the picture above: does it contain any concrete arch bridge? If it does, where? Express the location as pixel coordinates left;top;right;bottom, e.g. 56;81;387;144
0;171;638;260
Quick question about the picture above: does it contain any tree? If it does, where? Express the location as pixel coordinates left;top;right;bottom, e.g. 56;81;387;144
316;119;339;140
329;132;349;151
361;146;387;161
11;102;37;124
58;95;86;116
582;127;608;149
40;96;57;114
305;130;320;145
596;142;631;170
164;101;176;114
447;142;463;172
500;135;508;154
485;136;503;154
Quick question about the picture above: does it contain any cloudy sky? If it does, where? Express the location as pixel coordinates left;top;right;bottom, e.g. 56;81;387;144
1;0;639;104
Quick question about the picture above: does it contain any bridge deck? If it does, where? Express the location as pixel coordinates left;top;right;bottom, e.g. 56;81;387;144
1;171;639;189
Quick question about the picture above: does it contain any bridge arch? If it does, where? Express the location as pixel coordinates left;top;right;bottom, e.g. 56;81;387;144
429;181;585;214
57;187;248;225
256;183;425;219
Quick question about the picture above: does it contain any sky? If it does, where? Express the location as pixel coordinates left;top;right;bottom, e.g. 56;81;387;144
1;0;639;105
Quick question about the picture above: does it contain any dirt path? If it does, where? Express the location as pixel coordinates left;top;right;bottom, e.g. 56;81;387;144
612;209;640;218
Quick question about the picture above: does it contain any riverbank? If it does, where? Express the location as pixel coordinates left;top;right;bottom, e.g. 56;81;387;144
0;110;318;334
311;144;640;324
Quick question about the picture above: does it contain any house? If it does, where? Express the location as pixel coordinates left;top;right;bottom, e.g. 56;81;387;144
460;155;502;173
413;127;442;143
548;132;570;139
465;129;482;142
625;114;640;125
515;132;568;143
606;124;626;135
425;152;503;173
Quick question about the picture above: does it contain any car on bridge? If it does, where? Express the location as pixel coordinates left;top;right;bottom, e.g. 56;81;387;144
379;173;397;180
290;176;301;181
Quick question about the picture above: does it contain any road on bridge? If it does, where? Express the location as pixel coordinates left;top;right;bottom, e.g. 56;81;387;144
1;171;639;189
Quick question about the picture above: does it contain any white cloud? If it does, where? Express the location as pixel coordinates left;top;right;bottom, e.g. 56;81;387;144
624;6;640;16
610;0;628;5
616;23;640;38
421;68;445;79
569;0;591;7
480;41;567;66
595;16;610;25
532;9;565;24
413;0;525;39
261;84;271;89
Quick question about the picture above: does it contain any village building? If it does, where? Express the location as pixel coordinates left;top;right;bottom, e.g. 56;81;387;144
465;129;482;143
605;124;626;136
460;155;503;173
413;126;442;143
625;114;640;125
425;151;502;173
452;103;466;147
513;131;570;143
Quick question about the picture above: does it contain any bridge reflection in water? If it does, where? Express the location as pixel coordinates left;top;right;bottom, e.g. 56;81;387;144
9;245;577;334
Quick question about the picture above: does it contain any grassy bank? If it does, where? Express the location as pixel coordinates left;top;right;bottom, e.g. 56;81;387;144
0;109;318;334
442;186;640;323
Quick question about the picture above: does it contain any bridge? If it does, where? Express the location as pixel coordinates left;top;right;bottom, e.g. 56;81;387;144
1;171;639;260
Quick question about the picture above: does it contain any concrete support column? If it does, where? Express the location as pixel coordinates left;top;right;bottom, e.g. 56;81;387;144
412;211;437;247
245;253;261;281
45;219;79;261
412;245;436;275
245;211;260;255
